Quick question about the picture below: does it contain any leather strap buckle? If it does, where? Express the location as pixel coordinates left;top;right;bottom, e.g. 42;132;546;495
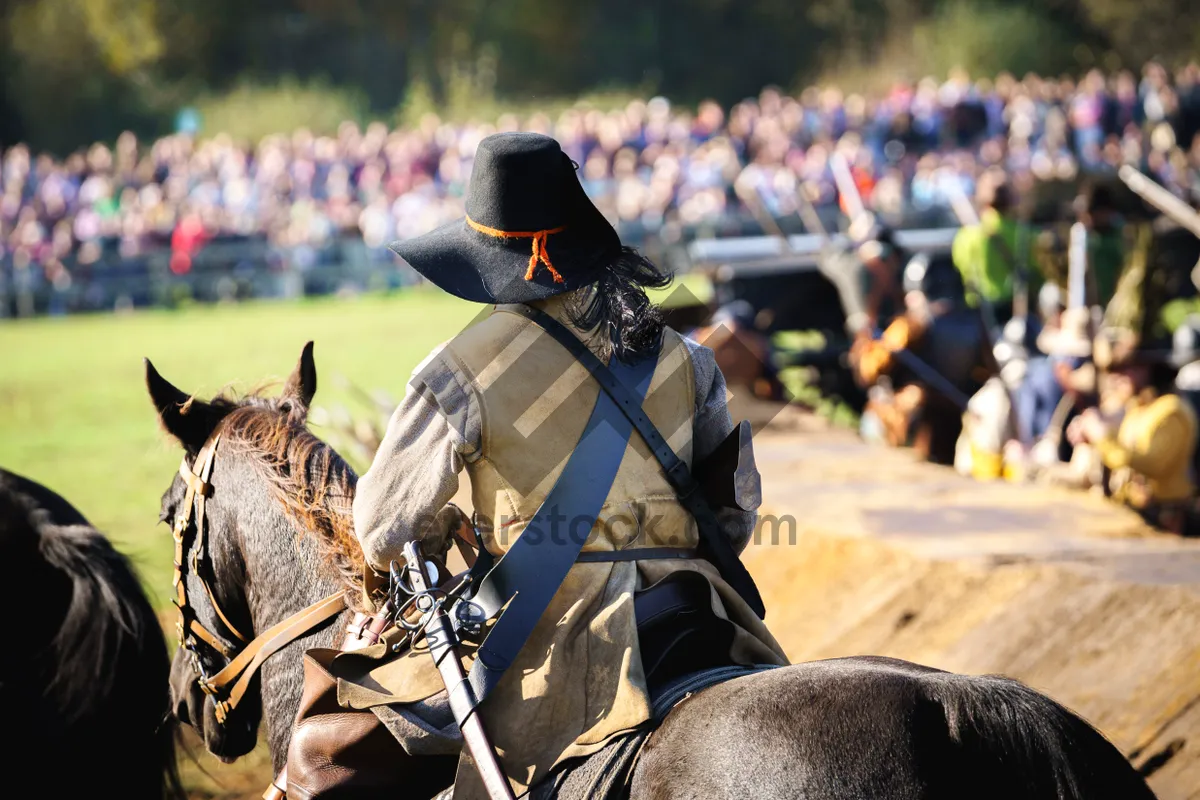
664;458;693;492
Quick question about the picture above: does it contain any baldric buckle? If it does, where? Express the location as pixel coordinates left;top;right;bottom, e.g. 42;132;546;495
665;459;693;491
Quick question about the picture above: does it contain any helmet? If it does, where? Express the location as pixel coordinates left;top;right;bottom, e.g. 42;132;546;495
711;299;757;330
1037;283;1065;319
903;252;961;303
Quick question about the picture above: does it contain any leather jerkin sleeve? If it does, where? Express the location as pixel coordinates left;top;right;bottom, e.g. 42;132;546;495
353;345;481;572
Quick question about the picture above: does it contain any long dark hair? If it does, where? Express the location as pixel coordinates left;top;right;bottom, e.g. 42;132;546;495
566;246;672;362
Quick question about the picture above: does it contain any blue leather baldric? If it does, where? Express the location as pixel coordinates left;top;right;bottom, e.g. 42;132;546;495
463;312;657;704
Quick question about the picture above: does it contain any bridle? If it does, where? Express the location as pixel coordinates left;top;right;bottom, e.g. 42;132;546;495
171;432;347;724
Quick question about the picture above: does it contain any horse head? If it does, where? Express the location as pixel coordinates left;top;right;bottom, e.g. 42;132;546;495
146;342;361;768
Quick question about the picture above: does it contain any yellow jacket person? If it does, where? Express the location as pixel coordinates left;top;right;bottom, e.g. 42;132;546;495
1076;336;1198;532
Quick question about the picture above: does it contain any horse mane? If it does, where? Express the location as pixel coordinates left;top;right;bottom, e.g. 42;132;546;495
213;393;367;610
0;474;184;799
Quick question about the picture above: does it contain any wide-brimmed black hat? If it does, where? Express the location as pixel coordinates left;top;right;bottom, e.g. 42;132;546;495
389;132;621;303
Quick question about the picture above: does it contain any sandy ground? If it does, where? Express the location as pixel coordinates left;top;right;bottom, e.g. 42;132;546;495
741;404;1200;799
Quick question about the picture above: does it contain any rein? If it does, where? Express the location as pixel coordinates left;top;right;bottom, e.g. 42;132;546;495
172;433;347;724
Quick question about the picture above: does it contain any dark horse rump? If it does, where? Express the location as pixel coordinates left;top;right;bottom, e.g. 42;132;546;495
527;654;1156;800
622;656;1156;800
0;469;180;799
306;655;1154;800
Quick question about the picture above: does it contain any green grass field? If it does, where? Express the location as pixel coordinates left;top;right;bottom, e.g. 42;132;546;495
0;289;480;607
0;278;711;610
0;278;708;797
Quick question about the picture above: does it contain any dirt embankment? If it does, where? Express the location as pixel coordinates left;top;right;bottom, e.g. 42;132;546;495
745;409;1200;799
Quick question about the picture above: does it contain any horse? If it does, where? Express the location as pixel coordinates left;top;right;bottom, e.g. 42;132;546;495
146;343;460;797
148;343;1156;800
0;469;182;799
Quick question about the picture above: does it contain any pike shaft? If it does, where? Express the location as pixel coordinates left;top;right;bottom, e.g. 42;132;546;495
1067;222;1089;310
1119;165;1200;239
829;151;866;222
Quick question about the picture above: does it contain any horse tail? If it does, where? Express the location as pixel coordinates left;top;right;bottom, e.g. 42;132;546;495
3;474;184;800
933;672;1157;800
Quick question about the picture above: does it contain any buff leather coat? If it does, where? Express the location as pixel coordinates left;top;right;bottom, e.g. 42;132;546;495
336;301;787;798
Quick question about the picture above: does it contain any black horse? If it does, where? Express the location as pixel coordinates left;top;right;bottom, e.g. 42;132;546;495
149;344;1156;799
0;469;181;798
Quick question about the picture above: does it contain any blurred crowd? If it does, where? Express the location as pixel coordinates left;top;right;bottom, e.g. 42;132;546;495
3;62;1200;286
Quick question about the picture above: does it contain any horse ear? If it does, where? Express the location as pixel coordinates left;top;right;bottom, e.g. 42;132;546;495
144;359;224;453
282;341;317;412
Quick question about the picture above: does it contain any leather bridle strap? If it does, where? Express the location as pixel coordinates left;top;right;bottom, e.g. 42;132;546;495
173;432;347;724
201;592;346;723
179;454;254;645
174;436;243;658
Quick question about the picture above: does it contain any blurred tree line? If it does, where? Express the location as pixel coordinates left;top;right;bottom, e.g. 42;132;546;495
1;0;1197;153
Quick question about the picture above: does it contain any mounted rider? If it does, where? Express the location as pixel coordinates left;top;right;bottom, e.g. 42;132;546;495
291;133;787;798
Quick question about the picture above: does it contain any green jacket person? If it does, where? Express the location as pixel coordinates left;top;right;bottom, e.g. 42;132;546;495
952;179;1036;322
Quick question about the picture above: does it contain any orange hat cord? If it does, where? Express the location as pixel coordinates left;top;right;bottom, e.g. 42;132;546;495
466;215;567;283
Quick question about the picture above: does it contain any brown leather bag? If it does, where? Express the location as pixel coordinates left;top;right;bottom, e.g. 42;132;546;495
286;503;469;800
285;648;421;799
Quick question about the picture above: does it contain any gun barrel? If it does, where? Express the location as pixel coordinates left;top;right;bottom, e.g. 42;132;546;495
399;543;516;800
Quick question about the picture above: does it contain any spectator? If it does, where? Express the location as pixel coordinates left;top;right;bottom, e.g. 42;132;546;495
4;63;1200;316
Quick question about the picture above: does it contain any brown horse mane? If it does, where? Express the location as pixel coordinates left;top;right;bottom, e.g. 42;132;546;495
208;388;366;610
